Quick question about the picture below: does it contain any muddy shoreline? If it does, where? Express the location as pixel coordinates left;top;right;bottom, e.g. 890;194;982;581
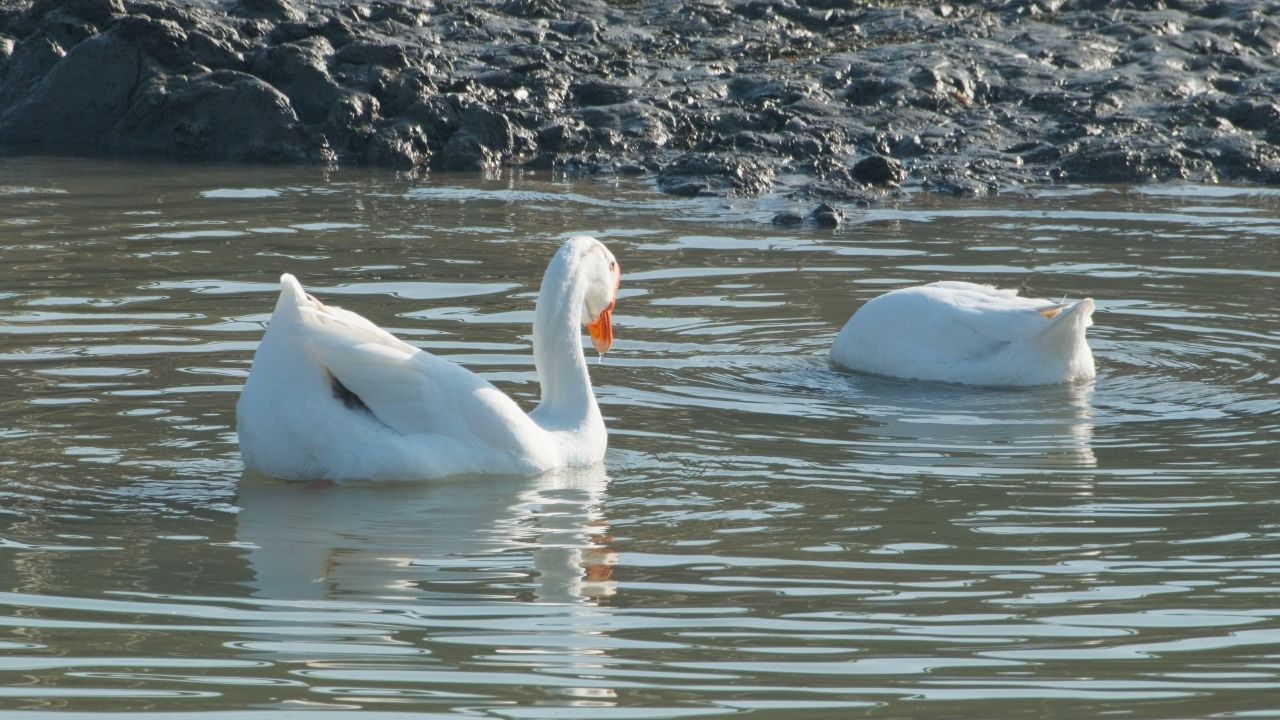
1;0;1277;214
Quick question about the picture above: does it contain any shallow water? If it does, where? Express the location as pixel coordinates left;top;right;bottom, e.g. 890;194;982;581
1;156;1278;719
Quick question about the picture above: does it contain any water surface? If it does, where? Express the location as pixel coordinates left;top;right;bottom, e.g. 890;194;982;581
1;157;1279;718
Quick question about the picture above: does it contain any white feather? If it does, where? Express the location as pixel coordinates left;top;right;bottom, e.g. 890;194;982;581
830;281;1096;386
236;236;620;482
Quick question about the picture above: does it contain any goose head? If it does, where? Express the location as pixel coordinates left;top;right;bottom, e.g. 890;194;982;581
573;237;622;355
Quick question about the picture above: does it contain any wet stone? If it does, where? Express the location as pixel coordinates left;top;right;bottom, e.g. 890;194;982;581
251;38;340;123
657;153;775;197
772;210;804;226
809;202;844;228
0;24;143;147
572;79;633;106
234;0;305;23
47;0;124;25
0;0;1275;194
365;122;431;169
110;70;308;162
660;180;707;197
851;154;904;186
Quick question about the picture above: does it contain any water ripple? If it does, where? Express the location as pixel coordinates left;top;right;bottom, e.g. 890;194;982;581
1;159;1278;716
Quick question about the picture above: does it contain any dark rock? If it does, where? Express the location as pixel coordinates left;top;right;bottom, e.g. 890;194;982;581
715;109;780;134
537;121;587;153
118;1;203;28
1219;100;1280;132
0;26;143;148
550;18;601;38
657;153;775;196
335;41;409;69
844;77;908;107
809;202;844;228
661;180;708;197
43;0;124;25
589;127;623;152
110;71;307;162
366;122;431;169
459;106;515;154
322;14;358;41
440;131;500;173
618;104;674;148
24;8;99;49
333;62;397;101
327;89;379;130
579;106;619;130
405;95;460;141
110;14;193;67
1058;137;1188;184
0;33;64;110
572;80;633;106
367;3;429;27
438;106;532;172
772;210;804;226
234;0;305;23
500;0;565;19
1199;131;1274;182
851;155;905;186
0;0;1276;193
186;30;245;70
379;72;432;116
475;68;522;91
922;170;1001;196
730;75;819;106
790;180;878;205
251;39;340;124
522;151;557;170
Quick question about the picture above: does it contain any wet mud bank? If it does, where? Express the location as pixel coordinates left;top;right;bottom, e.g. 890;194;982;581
1;0;1278;209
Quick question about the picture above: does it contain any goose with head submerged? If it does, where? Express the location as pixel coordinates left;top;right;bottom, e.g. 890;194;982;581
830;281;1095;387
236;235;621;481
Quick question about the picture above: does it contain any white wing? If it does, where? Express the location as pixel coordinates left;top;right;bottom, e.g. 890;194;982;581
286;279;533;443
924;283;1064;346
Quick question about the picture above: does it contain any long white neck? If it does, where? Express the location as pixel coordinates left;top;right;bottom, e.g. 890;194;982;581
530;247;600;432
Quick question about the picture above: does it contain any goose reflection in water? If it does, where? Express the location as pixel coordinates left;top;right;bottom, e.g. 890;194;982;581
234;466;616;604
832;372;1097;471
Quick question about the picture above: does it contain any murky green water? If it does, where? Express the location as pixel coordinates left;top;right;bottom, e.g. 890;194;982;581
1;157;1278;718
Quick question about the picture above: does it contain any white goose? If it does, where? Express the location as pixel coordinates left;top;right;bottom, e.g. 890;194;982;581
830;281;1095;386
236;235;621;481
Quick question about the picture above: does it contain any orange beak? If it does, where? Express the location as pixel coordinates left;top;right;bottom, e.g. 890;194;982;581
587;301;614;355
587;261;621;356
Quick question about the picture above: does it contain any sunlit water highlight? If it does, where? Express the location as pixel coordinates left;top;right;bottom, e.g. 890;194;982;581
1;157;1279;718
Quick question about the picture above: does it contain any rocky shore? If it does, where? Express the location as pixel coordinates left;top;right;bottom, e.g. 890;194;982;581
1;0;1277;208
